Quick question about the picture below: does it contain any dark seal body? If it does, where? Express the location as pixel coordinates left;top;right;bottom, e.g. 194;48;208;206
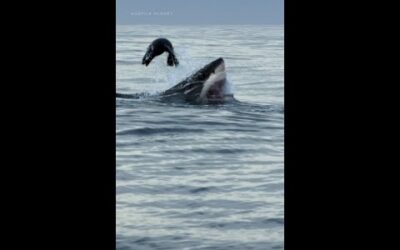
142;38;179;67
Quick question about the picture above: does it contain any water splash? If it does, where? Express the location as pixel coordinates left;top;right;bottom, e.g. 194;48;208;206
224;79;235;95
130;48;236;98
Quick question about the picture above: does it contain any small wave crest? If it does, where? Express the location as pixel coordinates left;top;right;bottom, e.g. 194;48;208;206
116;127;205;136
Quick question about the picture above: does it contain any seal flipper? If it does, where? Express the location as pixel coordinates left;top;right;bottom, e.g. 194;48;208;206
167;52;179;67
164;44;179;67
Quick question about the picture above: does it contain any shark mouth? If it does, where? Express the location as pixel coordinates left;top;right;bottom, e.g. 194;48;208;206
198;61;229;103
161;58;234;104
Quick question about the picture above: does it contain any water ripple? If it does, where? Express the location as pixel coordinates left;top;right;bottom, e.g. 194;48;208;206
116;127;205;136
117;25;284;250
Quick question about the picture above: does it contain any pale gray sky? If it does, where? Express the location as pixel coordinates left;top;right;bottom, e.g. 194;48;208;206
117;0;284;25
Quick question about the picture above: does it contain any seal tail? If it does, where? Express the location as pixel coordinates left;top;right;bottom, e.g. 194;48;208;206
167;52;179;67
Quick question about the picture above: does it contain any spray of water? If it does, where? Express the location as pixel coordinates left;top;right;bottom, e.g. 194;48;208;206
126;46;236;99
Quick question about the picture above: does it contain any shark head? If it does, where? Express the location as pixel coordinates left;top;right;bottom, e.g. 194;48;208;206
163;58;234;104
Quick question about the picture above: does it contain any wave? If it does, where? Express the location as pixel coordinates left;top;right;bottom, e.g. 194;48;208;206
116;127;205;136
116;60;139;65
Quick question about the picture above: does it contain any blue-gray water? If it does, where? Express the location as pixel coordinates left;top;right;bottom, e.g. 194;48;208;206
116;25;284;250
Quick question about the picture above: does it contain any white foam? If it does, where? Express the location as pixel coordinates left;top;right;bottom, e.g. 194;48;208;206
132;47;236;99
223;79;235;95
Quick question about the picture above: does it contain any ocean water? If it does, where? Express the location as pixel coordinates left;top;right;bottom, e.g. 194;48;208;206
116;25;284;250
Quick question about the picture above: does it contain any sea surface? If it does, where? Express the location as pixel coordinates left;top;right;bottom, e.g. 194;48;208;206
116;25;284;250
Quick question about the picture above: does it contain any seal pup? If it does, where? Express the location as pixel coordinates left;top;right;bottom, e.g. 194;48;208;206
142;38;179;67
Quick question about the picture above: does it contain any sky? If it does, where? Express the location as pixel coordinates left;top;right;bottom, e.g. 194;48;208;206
116;0;284;25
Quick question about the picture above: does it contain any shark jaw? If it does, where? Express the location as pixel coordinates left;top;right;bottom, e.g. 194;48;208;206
162;58;235;104
198;67;227;103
